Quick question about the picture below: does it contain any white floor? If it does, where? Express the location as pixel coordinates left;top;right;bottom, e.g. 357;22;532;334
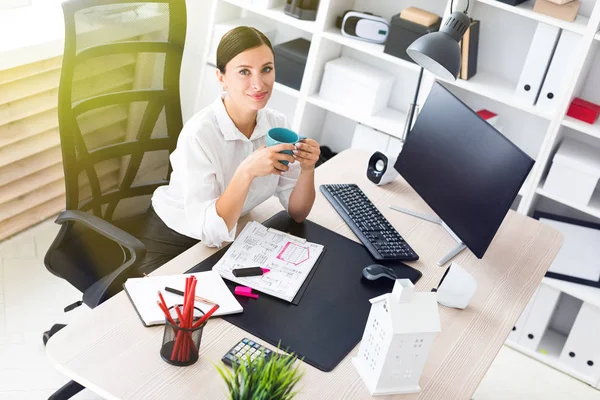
0;218;599;400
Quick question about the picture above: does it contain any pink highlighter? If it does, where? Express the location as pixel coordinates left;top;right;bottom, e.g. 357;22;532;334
234;286;259;299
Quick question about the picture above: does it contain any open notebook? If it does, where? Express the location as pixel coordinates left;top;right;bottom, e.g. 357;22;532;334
123;270;243;327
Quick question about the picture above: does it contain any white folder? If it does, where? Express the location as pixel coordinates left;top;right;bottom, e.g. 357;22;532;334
517;283;560;351
515;23;561;105
537;30;580;112
559;303;600;382
507;287;538;344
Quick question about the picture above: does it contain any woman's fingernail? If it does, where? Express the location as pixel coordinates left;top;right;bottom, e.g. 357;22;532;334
293;149;298;154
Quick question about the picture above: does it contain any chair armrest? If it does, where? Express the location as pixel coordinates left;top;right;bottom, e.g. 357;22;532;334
82;252;140;308
54;210;147;308
55;210;146;262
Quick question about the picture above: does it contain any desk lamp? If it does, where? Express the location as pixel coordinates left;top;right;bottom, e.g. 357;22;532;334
403;0;471;138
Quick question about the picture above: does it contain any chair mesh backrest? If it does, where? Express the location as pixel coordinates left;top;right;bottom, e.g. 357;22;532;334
59;0;186;222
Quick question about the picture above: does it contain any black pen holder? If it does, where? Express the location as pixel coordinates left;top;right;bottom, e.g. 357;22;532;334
160;305;205;366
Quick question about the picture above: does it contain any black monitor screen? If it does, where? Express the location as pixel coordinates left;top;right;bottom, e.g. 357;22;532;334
394;82;534;259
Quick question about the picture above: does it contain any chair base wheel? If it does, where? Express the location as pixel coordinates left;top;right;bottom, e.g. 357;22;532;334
48;380;85;400
43;324;67;346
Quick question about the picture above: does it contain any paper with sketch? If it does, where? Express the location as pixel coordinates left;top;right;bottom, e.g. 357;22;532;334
212;221;324;302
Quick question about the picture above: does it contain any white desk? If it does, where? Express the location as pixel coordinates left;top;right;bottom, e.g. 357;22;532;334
46;149;562;399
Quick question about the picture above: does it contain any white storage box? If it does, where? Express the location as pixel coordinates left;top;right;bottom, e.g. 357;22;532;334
387;137;404;155
350;123;390;153
208;18;277;66
318;57;395;115
544;137;600;206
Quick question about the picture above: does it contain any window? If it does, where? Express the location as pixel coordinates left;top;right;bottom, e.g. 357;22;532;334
0;0;32;10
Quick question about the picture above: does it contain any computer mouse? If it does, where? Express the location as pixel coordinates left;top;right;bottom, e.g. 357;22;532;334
362;264;398;281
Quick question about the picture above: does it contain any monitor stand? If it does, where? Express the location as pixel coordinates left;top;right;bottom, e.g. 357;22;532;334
390;205;467;266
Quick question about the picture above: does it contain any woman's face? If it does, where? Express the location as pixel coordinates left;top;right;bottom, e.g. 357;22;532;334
217;44;275;111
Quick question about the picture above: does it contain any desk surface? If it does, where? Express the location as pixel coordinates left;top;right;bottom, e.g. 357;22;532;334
46;149;562;400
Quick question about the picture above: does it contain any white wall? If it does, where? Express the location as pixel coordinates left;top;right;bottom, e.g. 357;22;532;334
180;0;215;122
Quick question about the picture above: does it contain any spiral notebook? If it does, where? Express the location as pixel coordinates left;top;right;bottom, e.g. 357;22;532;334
123;270;243;327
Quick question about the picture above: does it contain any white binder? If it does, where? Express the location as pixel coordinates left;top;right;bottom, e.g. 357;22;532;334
537;30;580;112
517;283;560;351
507;287;538;344
559;302;600;382
515;23;561;105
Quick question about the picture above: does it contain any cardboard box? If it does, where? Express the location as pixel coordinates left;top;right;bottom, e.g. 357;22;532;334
273;38;311;91
384;14;440;63
494;0;528;4
533;0;581;22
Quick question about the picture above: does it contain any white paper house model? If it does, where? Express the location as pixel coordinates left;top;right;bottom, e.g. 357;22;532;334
352;279;441;396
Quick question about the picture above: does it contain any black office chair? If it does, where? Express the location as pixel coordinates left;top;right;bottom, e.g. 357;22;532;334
43;1;186;398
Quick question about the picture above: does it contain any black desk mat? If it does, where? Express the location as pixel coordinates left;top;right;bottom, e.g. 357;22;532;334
187;211;422;372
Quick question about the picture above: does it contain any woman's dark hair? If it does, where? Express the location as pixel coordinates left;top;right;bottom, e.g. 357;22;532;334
216;26;274;73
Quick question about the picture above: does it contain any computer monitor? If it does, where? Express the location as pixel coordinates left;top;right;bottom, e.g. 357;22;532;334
394;82;534;260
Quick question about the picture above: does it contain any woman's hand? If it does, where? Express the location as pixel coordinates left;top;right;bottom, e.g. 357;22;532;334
239;144;296;179
293;139;321;171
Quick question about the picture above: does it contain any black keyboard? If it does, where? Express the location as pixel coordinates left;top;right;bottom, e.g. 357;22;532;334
320;184;419;262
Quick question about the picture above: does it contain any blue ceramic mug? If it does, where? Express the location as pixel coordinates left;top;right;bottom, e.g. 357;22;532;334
266;128;305;166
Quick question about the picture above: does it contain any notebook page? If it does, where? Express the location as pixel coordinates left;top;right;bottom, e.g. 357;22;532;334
212;221;324;302
124;270;243;326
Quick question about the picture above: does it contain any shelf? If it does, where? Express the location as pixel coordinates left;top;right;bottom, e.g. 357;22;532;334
306;95;406;138
562;116;600;140
476;0;589;35
505;339;595;386
321;29;422;73
518;173;533;197
447;72;554;120
504;340;562;372
220;0;316;33
537;329;567;359
273;82;300;98
543;276;600;310
536;180;600;220
595;32;600;41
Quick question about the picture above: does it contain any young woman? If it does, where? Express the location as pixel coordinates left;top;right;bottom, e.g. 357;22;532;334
140;26;321;271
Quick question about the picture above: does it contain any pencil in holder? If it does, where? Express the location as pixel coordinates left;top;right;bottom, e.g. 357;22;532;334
160;305;206;366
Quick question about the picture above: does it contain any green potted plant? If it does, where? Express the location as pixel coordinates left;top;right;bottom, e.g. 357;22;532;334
216;349;304;400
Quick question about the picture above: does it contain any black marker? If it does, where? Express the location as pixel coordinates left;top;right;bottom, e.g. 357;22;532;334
232;267;270;277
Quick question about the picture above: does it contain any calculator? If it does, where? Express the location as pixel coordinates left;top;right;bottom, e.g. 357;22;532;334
221;338;273;368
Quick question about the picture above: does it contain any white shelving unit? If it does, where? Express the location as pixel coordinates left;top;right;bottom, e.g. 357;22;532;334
448;72;554;120
195;0;600;387
475;0;590;34
320;28;422;72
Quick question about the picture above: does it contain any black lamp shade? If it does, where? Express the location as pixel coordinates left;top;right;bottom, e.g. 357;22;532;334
406;11;471;82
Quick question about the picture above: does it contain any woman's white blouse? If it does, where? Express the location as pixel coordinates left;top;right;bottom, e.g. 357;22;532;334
152;96;300;247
